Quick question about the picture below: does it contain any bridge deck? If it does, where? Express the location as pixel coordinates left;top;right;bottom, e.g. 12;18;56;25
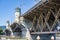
31;31;60;34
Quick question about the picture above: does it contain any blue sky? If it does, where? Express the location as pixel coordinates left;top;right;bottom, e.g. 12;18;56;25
0;0;40;26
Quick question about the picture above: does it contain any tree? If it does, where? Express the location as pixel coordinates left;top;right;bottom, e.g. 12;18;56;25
0;28;3;35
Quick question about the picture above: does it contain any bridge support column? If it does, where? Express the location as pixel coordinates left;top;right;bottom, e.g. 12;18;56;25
36;36;40;40
51;36;54;40
50;33;56;40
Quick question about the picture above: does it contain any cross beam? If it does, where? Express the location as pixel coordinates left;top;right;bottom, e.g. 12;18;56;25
31;31;60;34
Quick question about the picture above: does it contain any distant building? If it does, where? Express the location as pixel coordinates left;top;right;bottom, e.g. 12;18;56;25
2;7;32;40
0;26;6;30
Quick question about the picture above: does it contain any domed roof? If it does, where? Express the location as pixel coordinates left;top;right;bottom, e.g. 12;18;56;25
15;7;21;12
10;23;18;29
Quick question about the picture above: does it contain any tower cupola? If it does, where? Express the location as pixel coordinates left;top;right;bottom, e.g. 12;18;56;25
15;7;21;24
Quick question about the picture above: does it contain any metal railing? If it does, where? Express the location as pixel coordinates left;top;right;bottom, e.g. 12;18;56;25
0;35;60;40
0;35;28;40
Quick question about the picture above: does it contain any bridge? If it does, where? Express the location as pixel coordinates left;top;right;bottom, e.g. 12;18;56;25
23;0;60;40
23;0;60;34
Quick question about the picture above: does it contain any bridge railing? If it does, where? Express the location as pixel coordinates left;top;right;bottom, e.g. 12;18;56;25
0;35;28;40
